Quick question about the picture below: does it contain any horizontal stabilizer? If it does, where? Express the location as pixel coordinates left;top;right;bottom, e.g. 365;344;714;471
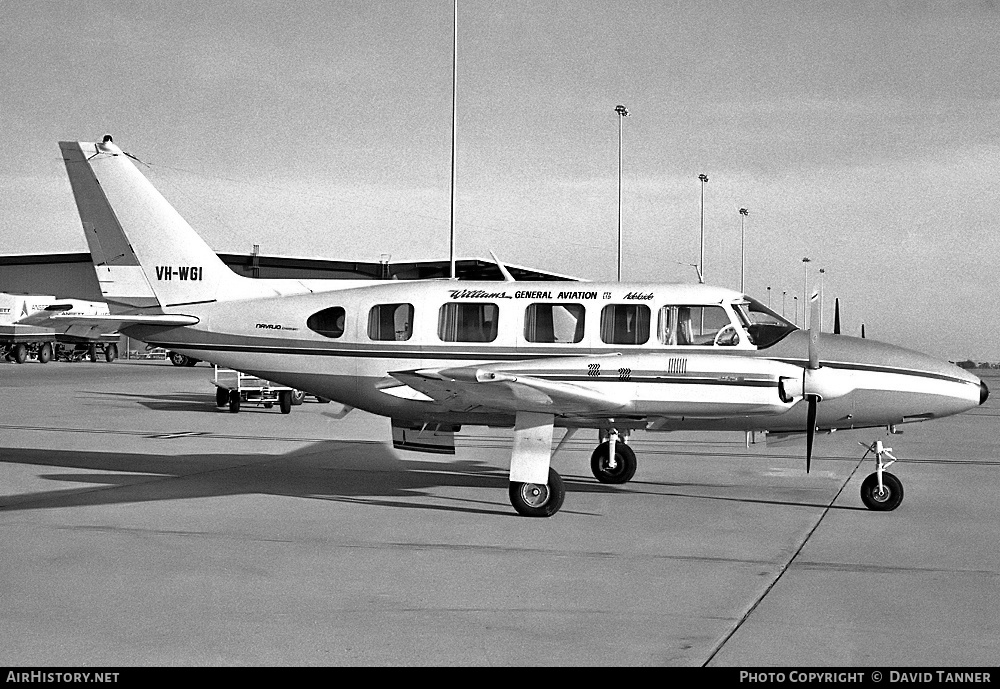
43;313;199;327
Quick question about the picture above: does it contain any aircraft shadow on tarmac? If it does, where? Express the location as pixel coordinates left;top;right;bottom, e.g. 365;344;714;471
0;436;869;516
76;390;245;414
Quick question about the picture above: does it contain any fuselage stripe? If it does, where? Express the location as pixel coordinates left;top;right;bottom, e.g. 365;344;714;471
148;340;973;387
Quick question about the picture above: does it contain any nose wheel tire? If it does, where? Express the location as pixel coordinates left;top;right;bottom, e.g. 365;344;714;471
591;441;637;484
861;471;903;511
509;468;565;517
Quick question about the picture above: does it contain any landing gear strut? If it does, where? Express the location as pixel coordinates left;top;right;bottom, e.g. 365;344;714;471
859;440;904;511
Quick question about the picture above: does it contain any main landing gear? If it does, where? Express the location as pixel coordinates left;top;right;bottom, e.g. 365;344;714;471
859;440;904;511
505;411;567;518
509;468;566;518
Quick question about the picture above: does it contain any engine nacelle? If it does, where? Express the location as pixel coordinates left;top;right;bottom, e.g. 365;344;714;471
779;368;856;403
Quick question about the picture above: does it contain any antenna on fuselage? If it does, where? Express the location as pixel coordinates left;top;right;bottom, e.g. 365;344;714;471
489;251;516;283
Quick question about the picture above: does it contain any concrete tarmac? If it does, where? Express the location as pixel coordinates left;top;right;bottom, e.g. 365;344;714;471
1;360;998;667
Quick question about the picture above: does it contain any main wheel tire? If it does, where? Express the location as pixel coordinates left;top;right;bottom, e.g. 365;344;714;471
290;390;305;406
228;389;241;414
216;387;229;407
860;471;904;511
170;352;189;367
12;343;28;364
279;391;292;414
104;344;118;363
38;342;53;364
509;467;566;518
590;440;638;484
88;344;98;363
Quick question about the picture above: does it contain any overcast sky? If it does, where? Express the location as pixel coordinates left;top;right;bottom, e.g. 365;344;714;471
2;0;999;361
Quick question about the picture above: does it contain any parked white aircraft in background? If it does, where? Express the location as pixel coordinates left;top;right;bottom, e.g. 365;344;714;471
58;136;988;517
1;292;121;363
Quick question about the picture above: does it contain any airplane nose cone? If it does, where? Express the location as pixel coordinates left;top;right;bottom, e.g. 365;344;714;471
981;380;990;405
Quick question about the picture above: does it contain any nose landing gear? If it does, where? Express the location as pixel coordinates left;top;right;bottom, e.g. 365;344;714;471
591;429;637;484
859;440;904;511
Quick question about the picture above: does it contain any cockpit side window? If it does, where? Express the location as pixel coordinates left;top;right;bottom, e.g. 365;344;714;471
737;298;797;348
658;305;739;346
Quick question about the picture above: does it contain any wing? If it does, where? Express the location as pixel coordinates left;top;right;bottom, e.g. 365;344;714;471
387;358;629;416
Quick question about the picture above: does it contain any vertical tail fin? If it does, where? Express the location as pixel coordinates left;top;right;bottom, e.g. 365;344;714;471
59;137;248;312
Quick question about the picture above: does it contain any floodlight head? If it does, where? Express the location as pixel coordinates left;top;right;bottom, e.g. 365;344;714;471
698;174;708;183
615;104;629;117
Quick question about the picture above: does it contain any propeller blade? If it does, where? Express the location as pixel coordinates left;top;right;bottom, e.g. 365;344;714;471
805;288;821;472
833;298;841;335
806;395;818;473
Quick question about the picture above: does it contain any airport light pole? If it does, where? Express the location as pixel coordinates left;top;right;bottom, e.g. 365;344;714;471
739;207;748;293
782;290;786;317
449;0;458;279
615;104;629;282
767;286;771;308
698;174;709;284
802;257;811;329
819;268;826;332
794;295;799;326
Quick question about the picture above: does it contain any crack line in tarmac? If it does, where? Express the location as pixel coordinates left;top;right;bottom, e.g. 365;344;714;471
0;422;372;445
700;453;869;667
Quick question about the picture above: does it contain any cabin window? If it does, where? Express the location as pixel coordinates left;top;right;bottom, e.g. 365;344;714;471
658;305;738;346
368;303;414;341
524;303;585;343
438;302;499;342
600;304;650;345
306;306;346;339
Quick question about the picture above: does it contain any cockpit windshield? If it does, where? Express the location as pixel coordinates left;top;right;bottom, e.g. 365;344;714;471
734;297;798;349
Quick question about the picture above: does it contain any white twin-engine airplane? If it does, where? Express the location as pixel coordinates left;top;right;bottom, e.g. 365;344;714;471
59;136;989;517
